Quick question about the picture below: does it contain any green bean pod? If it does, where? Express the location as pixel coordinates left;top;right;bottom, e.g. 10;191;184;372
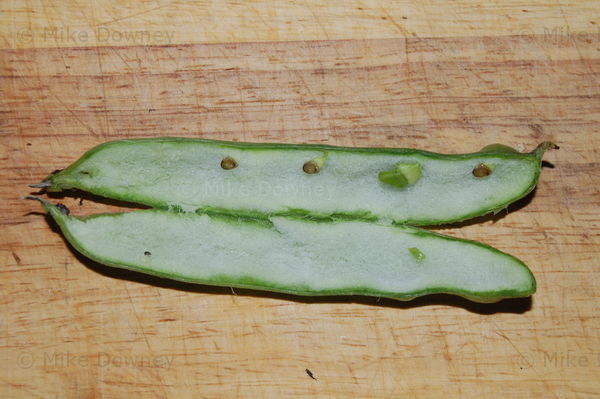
36;139;557;225
30;199;536;303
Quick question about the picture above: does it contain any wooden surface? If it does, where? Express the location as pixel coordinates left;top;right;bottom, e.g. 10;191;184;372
2;1;599;47
1;2;599;398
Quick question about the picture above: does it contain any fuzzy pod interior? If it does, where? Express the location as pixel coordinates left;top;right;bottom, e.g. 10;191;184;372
38;139;557;225
31;200;536;303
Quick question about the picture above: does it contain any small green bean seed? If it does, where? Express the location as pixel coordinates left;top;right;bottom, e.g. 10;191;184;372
473;163;492;178
303;161;320;174
221;157;238;170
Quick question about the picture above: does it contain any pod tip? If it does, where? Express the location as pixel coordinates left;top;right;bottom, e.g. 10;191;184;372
23;195;50;205
533;141;559;158
24;195;43;202
28;181;51;188
539;141;560;150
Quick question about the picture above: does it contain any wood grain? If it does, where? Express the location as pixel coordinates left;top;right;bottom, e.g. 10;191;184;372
2;0;599;49
1;35;599;397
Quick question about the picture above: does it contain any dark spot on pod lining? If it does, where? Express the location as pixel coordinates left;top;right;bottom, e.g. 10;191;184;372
221;157;237;170
303;161;319;174
473;163;492;177
144;251;152;256
51;169;63;175
56;203;70;215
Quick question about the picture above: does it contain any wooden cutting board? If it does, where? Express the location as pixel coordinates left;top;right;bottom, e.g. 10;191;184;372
2;23;599;399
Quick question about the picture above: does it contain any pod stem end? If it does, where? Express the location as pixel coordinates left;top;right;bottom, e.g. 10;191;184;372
534;141;559;158
23;195;51;206
28;181;51;188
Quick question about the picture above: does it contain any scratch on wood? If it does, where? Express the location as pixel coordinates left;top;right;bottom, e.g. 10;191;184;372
496;331;532;369
12;251;22;265
49;92;98;136
306;368;317;380
529;123;544;137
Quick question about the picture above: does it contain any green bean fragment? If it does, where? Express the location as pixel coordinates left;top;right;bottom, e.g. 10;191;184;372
408;247;426;263
378;162;422;188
